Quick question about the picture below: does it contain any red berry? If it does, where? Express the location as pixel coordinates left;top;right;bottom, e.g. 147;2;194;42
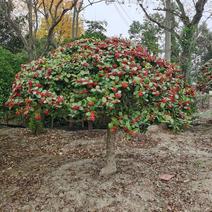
117;71;123;77
16;111;21;116
83;62;89;67
113;64;118;69
79;89;88;94
138;91;143;97
161;98;167;103
121;82;128;88
111;126;118;133
153;91;160;96
143;70;148;76
72;105;80;110
34;73;39;78
57;96;64;103
114;52;120;59
25;98;32;104
88;101;95;106
44;109;49;116
90;111;95;121
35;114;42;121
111;87;117;92
115;93;122;99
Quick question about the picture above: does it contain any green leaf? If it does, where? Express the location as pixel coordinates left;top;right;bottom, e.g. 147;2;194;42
108;122;113;128
102;97;107;103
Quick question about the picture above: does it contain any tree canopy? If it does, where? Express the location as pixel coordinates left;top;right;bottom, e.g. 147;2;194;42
7;38;195;133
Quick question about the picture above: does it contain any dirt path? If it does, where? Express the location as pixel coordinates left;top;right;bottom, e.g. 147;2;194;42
0;125;211;211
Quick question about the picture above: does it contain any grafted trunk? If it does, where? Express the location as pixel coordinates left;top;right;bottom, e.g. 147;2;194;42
164;0;172;62
88;121;93;131
69;118;73;129
51;116;54;128
100;128;117;176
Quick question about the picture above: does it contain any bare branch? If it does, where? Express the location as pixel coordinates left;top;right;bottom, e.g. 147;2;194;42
81;0;105;11
153;7;182;19
191;0;208;25
55;0;64;18
175;0;190;25
137;1;180;39
49;0;54;19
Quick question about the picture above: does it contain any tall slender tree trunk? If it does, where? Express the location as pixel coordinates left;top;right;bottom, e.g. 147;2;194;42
27;0;36;60
164;0;172;62
75;10;79;37
75;2;82;38
100;128;117;176
72;6;77;39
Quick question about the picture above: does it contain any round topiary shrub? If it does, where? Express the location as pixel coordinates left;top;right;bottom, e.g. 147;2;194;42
6;38;195;133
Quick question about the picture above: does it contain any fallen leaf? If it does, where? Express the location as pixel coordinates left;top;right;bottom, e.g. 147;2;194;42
159;174;175;181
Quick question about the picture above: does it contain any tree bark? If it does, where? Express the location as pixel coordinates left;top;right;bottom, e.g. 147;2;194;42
164;0;172;62
75;9;79;37
100;128;117;176
26;0;36;60
51;116;54;128
72;5;77;39
88;121;93;131
69;118;73;129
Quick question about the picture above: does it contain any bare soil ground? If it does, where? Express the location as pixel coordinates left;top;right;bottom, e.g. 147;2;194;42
0;124;211;212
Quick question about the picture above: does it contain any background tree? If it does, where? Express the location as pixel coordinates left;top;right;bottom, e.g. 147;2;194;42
0;11;24;53
37;13;84;43
84;20;108;39
71;0;105;39
36;0;79;52
128;21;143;41
138;0;210;80
1;0;78;60
128;16;163;55
1;0;37;60
195;23;212;65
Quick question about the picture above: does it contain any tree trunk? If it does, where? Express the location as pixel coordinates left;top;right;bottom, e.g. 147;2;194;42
51;117;54;128
27;0;36;60
81;120;85;129
100;128;117;176
88;121;93;131
75;10;79;38
164;0;172;61
69;118;73;129
72;6;77;39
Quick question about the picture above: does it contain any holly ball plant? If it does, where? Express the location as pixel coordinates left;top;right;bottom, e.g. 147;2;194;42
6;38;195;135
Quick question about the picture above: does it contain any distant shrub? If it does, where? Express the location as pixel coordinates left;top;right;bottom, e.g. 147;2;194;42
0;47;27;119
197;59;212;93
